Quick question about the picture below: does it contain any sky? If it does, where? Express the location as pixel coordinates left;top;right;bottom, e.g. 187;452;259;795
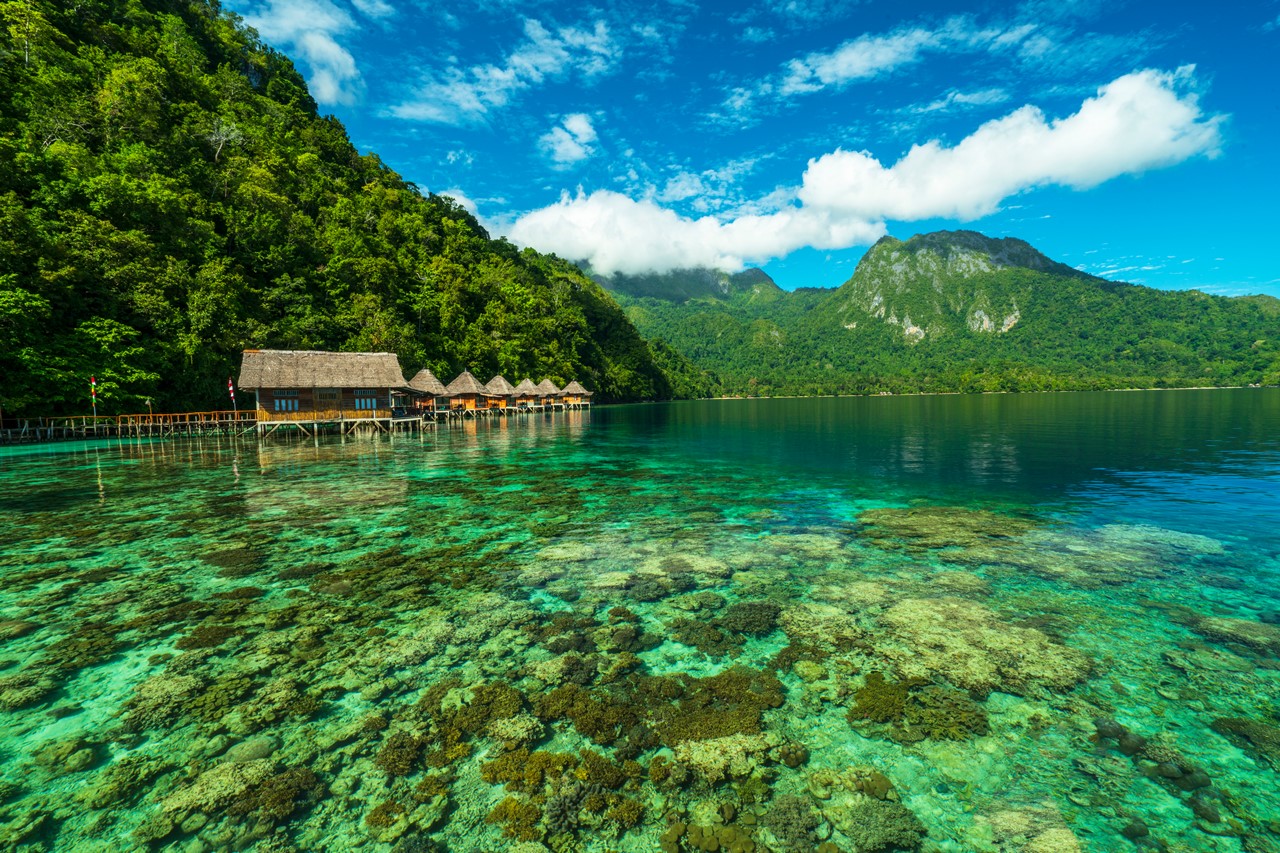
228;0;1280;296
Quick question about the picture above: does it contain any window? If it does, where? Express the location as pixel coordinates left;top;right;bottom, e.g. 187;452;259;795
316;388;339;404
354;389;380;411
273;390;299;413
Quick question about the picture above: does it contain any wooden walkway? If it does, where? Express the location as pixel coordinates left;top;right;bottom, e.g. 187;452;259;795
1;403;592;444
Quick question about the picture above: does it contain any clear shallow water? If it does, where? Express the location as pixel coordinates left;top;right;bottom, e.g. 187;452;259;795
1;391;1278;852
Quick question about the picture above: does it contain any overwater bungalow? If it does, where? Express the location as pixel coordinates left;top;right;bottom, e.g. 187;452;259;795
238;350;409;433
408;368;448;413
561;380;593;407
483;375;516;409
512;378;539;408
444;370;491;412
534;378;562;408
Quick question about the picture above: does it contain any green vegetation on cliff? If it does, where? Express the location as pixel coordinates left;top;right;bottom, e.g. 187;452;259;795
599;231;1280;396
0;0;689;416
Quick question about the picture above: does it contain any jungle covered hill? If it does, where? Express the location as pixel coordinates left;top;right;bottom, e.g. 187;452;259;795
0;0;707;417
596;231;1280;397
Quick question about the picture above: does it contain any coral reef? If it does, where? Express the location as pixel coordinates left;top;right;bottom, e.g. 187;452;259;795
847;672;990;742
762;794;819;852
876;597;1091;695
1211;717;1280;769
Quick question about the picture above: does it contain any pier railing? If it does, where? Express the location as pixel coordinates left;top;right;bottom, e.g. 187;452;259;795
2;410;258;443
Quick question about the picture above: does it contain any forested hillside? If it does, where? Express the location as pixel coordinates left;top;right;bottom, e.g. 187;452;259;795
604;232;1280;396
0;0;698;416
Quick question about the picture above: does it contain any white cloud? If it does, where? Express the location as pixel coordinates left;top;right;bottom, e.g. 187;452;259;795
349;0;394;18
241;0;367;105
509;190;885;276
910;88;1010;114
779;27;941;94
510;68;1223;275
540;113;599;166
800;67;1223;220
391;19;616;124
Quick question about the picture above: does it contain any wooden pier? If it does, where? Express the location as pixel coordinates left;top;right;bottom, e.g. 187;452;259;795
1;402;591;445
1;410;259;444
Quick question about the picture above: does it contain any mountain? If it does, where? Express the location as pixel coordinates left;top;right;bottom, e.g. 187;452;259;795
610;231;1280;396
0;0;699;416
592;267;784;304
832;231;1095;342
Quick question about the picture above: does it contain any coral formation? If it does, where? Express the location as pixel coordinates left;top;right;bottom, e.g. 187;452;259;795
847;672;989;742
762;794;819;852
876;597;1091;695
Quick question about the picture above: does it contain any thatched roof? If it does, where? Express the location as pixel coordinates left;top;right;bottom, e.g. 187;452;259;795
484;375;516;396
535;379;561;396
408;368;446;396
512;378;539;395
562;380;592;396
238;350;406;389
445;370;489;396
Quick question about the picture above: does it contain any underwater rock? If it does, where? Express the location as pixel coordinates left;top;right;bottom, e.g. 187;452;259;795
0;672;57;711
1211;717;1280;769
1189;616;1280;656
1120;818;1149;839
982;806;1081;853
31;737;97;775
794;661;827;683
0;620;37;641
75;754;173;809
762;793;818;852
718;601;782;635
486;714;546;750
876;597;1091;695
221;735;279;765
827;797;924;852
161;758;277;816
123;673;203;731
857;506;1036;553
673;732;776;785
779;603;870;649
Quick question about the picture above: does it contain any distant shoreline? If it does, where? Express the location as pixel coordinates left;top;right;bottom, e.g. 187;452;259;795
692;384;1272;402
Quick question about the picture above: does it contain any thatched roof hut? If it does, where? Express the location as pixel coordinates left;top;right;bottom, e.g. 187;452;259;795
408;368;447;396
534;379;561;397
239;350;407;389
445;370;489;396
561;380;592;397
512;378;538;396
484;375;517;397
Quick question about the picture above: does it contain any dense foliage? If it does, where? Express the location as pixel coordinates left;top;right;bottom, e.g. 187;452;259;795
604;234;1280;397
0;0;685;416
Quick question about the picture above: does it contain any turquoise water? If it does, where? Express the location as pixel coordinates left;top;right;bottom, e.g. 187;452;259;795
1;391;1279;852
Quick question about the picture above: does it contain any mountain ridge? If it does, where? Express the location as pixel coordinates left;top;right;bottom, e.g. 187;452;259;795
608;229;1280;395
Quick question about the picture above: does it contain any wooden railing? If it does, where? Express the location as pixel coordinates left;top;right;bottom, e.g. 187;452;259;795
256;408;392;423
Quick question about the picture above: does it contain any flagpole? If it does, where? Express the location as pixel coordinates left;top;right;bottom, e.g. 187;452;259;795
228;377;237;417
91;375;97;419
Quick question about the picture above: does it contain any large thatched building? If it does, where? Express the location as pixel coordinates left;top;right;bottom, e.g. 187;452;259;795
238;350;408;421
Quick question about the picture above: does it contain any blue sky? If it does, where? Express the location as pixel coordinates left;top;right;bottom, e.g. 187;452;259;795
230;0;1280;296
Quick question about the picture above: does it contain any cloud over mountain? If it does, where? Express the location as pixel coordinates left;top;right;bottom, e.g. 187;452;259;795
510;67;1223;275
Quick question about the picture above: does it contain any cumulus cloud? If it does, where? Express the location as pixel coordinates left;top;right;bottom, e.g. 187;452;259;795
390;19;616;124
510;68;1223;275
509;191;885;275
241;0;371;105
540;113;598;166
799;67;1223;220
